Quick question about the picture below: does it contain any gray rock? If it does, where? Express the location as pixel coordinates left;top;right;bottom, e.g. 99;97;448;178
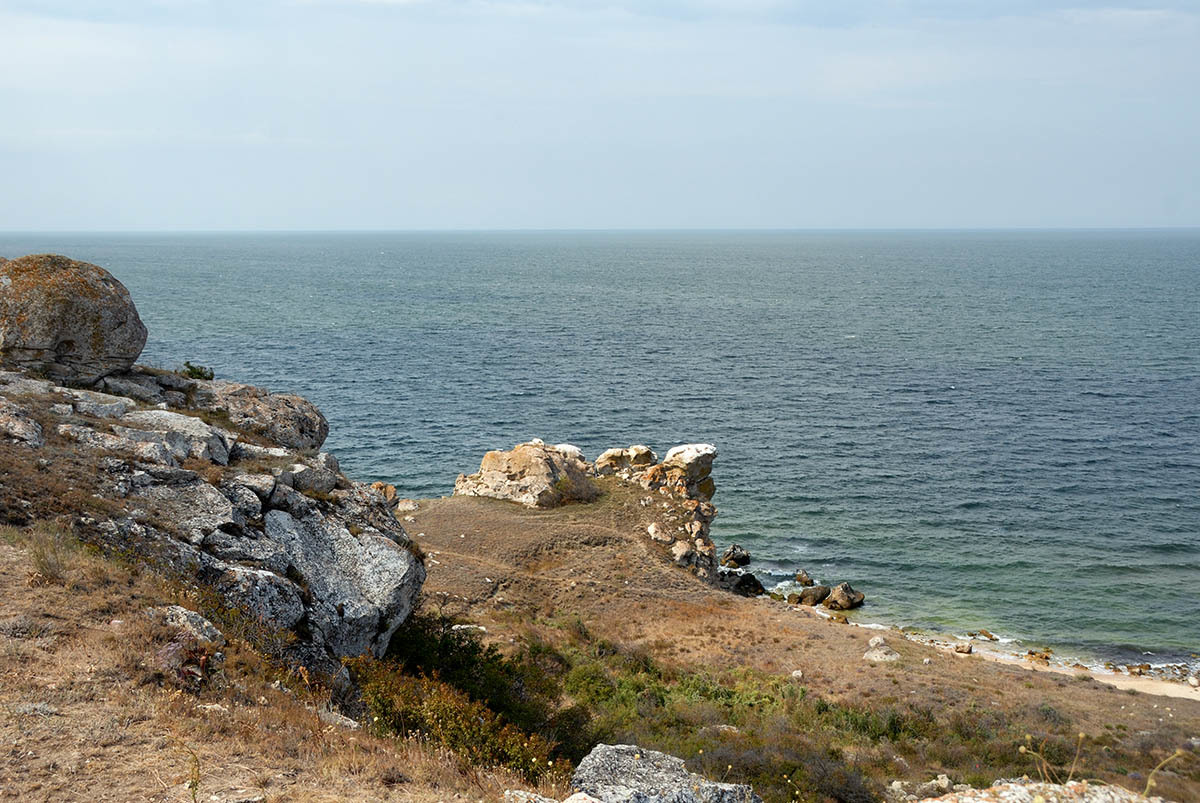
111;425;191;464
57;423;176;465
572;744;761;803
213;564;305;630
314;452;340;473
101;373;164;403
202;531;290;574
151;605;225;646
263;510;424;657
192;380;328;450
221;483;263;520
132;480;239;544
0;254;147;383
121;409;232;465
0;370;55;397
69;389;133;418
864;646;901;662
229;472;276;500
288;463;338;495
267;483;317;517
230;441;293;461
0;396;44;447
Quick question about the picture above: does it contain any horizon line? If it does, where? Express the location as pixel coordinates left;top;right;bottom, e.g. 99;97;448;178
2;225;1199;236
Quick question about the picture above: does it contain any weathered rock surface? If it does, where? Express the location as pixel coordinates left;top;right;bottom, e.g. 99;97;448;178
0;354;424;672
193;381;329;450
824;582;865;610
572;744;762;803
595;445;657;476
910;780;1162;802
0;254;147;383
640;443;717;501
864;636;901;662
794;569;814;587
721;543;750;568
454;439;599;508
0;396;44;447
717;569;766;597
797;585;831;606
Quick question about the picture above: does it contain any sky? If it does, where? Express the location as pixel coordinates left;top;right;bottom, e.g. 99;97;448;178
1;0;1198;230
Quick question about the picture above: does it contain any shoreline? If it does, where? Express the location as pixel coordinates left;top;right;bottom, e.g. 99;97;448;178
793;602;1200;700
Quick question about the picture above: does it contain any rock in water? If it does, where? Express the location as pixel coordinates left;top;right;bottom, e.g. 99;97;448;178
0;254;147;383
797;585;831;606
717;569;765;597
721;543;751;568
572;744;762;803
454;439;599;508
823;582;865;610
794;569;815;586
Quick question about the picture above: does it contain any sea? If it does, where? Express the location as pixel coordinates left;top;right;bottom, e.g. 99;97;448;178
2;230;1197;668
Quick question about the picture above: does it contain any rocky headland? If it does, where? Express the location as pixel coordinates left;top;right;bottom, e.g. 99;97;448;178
1;254;1196;802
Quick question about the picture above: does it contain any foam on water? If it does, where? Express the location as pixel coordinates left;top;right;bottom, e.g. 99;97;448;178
1;230;1197;666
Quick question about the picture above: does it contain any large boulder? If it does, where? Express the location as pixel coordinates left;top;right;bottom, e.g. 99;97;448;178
454;439;599;508
572;744;762;803
823;582;865;611
0;254;147;383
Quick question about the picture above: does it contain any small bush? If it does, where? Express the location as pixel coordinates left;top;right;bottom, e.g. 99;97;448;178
180;361;214;380
348;658;568;783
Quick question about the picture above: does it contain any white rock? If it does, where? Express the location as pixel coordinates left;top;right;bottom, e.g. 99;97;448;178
863;646;901;662
869;635;888;648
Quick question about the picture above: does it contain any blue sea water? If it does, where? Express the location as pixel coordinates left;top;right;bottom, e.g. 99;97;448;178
2;230;1197;666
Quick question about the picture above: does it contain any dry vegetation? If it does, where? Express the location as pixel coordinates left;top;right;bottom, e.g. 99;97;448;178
0;522;565;802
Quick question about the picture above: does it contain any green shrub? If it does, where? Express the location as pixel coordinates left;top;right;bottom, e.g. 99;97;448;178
348;658;568;782
180;361;214;380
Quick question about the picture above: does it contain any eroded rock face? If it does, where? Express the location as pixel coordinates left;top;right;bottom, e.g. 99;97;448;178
454;439;599;508
595;445;657;476
639;443;718;501
0;254;147;383
193;381;329;451
0;362;424;672
572;744;762;803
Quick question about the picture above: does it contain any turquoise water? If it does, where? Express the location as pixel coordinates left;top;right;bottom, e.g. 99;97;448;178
2;230;1197;665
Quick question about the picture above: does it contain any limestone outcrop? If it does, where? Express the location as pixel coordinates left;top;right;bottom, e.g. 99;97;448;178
454;439;599;508
638;443;717;501
594;445;656;476
0;254;147;383
571;744;762;803
0;366;424;673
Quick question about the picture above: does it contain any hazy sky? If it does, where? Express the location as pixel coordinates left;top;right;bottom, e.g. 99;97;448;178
2;1;1198;230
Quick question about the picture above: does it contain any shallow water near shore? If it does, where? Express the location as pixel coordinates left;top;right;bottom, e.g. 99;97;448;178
2;230;1197;668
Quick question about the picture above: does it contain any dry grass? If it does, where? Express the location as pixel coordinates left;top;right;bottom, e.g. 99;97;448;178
0;521;565;802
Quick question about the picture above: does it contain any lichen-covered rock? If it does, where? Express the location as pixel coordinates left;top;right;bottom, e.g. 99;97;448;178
121;409;233;465
192;380;328;450
263;509;424;657
0;254;147;383
572;744;762;803
454;439;600;508
0;396;44;447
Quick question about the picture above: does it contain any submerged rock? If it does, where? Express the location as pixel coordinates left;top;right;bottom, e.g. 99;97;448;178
572;744;762;803
0;254;147;383
454;439;599;508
